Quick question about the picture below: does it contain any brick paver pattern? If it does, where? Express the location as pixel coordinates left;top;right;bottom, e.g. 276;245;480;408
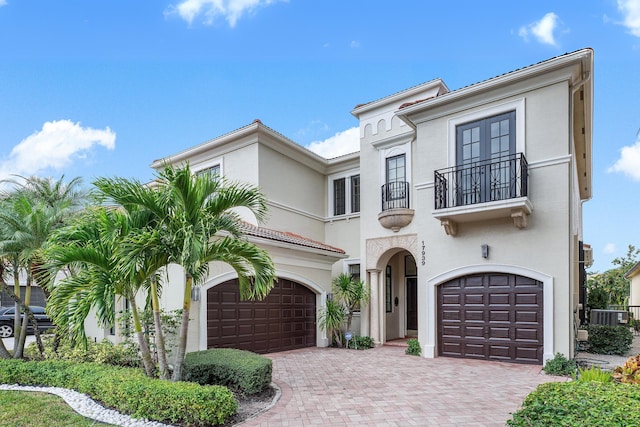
242;345;565;427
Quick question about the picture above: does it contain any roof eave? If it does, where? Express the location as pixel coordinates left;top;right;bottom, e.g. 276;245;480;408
150;121;331;171
351;78;449;118
396;49;594;121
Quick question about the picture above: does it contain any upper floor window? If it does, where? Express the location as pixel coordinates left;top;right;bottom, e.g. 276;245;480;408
331;173;360;217
350;175;360;213
333;177;346;216
386;154;406;185
382;154;409;210
198;164;221;180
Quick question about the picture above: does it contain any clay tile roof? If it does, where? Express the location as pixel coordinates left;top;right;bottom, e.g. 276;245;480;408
399;96;436;109
239;222;346;255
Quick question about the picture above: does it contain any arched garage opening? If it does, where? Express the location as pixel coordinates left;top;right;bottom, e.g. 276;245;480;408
206;278;317;354
438;272;543;364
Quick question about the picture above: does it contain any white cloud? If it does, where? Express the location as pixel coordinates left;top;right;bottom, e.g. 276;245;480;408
350;40;360;48
603;243;617;254
0;1;7;7
518;12;560;46
166;0;285;27
618;0;640;37
305;127;359;159
0;120;116;181
608;129;640;180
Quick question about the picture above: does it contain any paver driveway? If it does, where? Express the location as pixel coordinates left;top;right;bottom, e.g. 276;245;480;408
243;345;565;426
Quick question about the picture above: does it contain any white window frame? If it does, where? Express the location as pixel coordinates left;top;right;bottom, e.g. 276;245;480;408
328;169;360;218
378;141;412;189
447;98;525;167
194;156;224;177
343;259;362;314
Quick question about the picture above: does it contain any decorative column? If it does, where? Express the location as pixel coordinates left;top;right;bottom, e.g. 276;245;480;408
368;269;382;345
378;270;385;344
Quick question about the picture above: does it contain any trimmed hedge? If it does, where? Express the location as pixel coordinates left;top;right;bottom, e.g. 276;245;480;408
184;348;272;394
0;359;237;426
508;382;640;426
586;324;633;355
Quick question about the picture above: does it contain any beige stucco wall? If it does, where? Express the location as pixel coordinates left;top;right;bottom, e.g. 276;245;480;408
630;274;640;306
258;144;327;241
413;80;576;360
355;66;586;362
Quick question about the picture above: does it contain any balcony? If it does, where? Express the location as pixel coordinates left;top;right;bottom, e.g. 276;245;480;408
378;181;414;232
433;153;531;236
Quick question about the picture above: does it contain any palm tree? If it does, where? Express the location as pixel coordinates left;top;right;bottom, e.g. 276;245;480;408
0;194;60;357
331;273;370;333
318;298;347;347
95;164;277;381
0;175;86;356
46;207;158;376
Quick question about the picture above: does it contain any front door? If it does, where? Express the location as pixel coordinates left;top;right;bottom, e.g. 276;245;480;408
406;277;418;331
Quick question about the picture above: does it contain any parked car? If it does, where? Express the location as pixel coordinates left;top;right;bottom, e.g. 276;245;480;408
0;305;54;338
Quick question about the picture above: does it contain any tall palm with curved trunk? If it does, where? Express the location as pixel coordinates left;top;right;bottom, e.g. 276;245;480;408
46;207;159;376
95;164;277;381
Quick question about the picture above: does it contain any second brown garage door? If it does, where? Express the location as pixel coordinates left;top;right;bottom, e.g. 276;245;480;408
207;278;316;354
438;273;543;364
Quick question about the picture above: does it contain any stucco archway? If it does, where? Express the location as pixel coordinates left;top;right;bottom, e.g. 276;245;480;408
365;234;418;345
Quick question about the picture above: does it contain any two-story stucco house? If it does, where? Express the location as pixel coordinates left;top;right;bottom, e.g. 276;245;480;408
88;48;593;365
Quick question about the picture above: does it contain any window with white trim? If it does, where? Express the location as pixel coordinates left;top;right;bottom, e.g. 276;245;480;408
329;171;360;217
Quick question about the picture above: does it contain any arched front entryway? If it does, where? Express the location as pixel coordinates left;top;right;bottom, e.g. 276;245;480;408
365;234;419;345
206;278;317;354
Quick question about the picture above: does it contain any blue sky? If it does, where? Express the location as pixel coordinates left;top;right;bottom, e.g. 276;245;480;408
0;1;639;273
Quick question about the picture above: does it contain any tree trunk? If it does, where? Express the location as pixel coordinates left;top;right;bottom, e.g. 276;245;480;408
0;273;45;358
171;273;192;382
14;276;32;358
12;265;21;351
151;278;169;380
129;298;156;377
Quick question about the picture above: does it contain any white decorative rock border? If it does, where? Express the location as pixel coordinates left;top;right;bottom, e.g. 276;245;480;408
0;384;174;427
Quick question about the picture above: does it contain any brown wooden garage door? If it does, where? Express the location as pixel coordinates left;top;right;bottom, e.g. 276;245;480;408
207;278;316;354
438;273;543;364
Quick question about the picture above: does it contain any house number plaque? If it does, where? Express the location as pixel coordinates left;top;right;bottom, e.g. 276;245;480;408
421;241;426;266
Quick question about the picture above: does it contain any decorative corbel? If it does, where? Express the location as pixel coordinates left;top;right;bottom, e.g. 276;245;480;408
440;219;458;236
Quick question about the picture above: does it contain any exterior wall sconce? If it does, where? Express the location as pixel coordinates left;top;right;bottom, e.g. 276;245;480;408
191;287;201;301
481;244;489;259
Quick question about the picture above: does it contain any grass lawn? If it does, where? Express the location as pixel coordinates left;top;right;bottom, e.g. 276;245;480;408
0;390;117;427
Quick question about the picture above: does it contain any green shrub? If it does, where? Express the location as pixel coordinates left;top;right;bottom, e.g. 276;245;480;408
587;287;609;309
508;382;640;426
183;348;272;395
405;338;421;356
347;335;374;350
0;359;237;425
576;365;612;383
25;336;140;368
586;325;633;355
543;353;576;376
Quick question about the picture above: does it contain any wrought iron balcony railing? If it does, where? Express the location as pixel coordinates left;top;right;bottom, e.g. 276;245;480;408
434;153;528;210
381;181;410;211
